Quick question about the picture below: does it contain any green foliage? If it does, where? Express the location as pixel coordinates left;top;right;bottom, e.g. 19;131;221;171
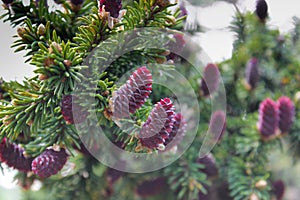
1;0;97;40
164;153;208;200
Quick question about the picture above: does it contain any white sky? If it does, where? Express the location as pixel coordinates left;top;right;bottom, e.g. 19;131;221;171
0;0;300;191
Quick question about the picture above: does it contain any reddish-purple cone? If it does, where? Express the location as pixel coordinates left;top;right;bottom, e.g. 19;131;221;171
136;177;167;198
201;64;220;97
31;148;68;178
164;113;187;150
272;180;285;200
277;96;295;134
139;98;175;150
0;138;33;172
197;153;218;177
257;98;279;139
167;33;186;60
245;58;259;89
61;95;88;124
255;0;268;21
112;66;152;118
99;0;122;18
209;110;226;141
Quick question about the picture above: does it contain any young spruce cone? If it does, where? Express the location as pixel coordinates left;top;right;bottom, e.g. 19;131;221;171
138;98;175;150
99;0;122;18
257;98;279;140
200;63;220;97
112;66;152;119
245;58;259;90
272;180;285;200
167;33;186;60
0;138;33;172
209;110;226;141
61;94;88;124
277;96;295;134
255;0;268;22
31;148;68;178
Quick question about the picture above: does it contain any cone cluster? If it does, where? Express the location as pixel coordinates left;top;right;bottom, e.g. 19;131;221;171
257;96;295;140
112;67;187;151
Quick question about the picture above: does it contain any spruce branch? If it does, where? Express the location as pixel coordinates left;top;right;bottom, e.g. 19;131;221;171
1;0;98;41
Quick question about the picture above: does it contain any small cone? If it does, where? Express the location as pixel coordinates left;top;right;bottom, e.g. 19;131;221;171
255;0;268;22
61;95;88;124
0;138;33;173
31;148;68;178
245;58;259;90
200;64;220;97
272;180;285;200
209;110;226;141
257;98;279;140
112;66;152;118
139;98;175;150
277;96;295;134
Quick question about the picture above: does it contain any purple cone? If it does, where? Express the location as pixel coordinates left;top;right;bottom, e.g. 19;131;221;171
112;66;152;118
139;98;175;150
201;64;220;97
257;98;279;139
245;58;259;89
277;96;295;133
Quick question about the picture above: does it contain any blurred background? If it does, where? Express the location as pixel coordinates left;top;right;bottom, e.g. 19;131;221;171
0;0;300;199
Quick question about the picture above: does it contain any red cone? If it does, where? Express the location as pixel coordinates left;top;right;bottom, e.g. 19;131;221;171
31;148;68;178
277;96;295;134
257;98;279;140
139;98;175;150
112;66;152;118
0;138;33;173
